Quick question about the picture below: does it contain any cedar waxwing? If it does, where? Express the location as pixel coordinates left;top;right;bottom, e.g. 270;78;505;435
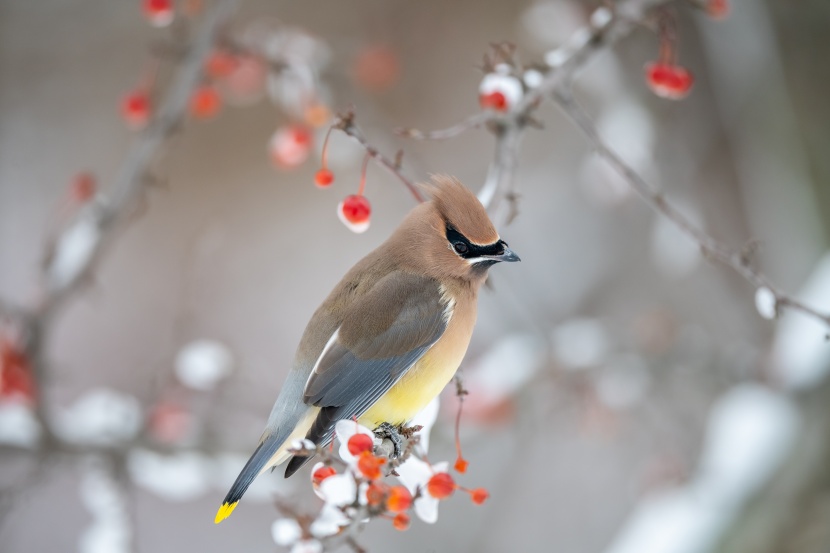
215;175;519;523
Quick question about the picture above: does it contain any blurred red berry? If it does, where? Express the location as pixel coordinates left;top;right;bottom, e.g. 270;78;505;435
148;401;191;443
337;195;371;233
353;44;401;93
357;453;386;480
143;0;174;27
69;172;97;204
347;432;374;456
121;91;151;130
312;465;337;486
454;456;469;474
707;0;729;19
189;85;222;119
0;339;34;403
644;62;694;100
479;91;507;111
478;73;523;111
315;169;334;188
221;55;266;105
386;486;412;513
470;487;489;505
392;512;410;531
205;50;238;79
269;125;313;169
426;472;455;499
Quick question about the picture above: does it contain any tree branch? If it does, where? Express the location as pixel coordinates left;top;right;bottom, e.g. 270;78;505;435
333;112;424;203
552;86;830;327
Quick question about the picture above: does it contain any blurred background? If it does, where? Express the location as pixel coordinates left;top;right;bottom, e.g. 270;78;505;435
1;0;829;552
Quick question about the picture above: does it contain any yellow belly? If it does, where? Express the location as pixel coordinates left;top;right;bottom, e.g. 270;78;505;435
360;317;473;427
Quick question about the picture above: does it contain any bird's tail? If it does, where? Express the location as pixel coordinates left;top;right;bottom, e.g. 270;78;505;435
214;408;317;524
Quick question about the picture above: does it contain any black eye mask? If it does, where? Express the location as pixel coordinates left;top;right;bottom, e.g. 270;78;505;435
445;226;506;259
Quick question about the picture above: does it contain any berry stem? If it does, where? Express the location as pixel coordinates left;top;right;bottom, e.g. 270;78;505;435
357;152;370;197
454;384;467;472
656;10;678;65
320;125;334;170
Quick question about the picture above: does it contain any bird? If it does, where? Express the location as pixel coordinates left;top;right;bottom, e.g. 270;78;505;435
215;175;519;523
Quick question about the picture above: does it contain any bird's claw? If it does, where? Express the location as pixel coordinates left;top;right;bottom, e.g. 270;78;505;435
374;422;404;458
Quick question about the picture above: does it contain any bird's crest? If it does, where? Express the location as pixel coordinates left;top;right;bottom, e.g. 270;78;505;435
423;175;499;245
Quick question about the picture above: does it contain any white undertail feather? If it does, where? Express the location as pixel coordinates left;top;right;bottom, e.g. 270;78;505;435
258;408;319;475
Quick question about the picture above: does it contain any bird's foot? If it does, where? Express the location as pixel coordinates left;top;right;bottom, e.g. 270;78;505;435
373;422;404;458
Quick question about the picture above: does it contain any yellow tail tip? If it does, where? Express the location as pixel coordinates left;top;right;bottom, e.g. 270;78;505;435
214;502;238;524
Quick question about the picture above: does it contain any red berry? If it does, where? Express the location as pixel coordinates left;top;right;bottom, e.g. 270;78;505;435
222;55;266;105
470;487;489;505
338;195;371;233
312;465;337;486
148;401;191;444
645;62;694;100
357;453;386;480
353;44;401;93
454;457;469;474
386;486;412;513
315;169;334;188
392;512;410;531
426;472;455;500
121;91;151;130
189;85;222;119
69;172;97;203
143;0;174;27
0;339;34;403
707;0;729;19
269;125;313;169
479;91;507;111
205;50;238;79
347;433;374;456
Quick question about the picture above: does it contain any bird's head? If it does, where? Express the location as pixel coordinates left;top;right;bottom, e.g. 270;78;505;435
395;175;520;282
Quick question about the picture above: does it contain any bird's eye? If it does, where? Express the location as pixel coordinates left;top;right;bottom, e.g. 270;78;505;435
453;241;468;254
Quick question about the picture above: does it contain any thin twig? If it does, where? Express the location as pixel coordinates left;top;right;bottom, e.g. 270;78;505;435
0;0;241;485
333;113;425;203
395;112;490;141
552;87;830;327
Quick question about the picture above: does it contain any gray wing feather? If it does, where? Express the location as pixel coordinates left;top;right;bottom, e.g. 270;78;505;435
301;272;448;441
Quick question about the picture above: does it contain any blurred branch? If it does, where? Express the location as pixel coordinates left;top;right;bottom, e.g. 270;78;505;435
333;112;425;203
552;87;830;327
35;0;239;319
395;112;489;141
0;0;241;507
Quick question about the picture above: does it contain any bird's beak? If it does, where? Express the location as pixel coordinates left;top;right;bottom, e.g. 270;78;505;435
485;244;520;263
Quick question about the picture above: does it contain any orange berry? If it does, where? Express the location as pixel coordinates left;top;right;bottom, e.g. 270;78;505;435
315;169;334;188
426;472;455;499
357;453;386;480
189;85;222;119
347;433;374;456
392;512;410;531
386;486;412;513
454;457;469;474
470;488;489;505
